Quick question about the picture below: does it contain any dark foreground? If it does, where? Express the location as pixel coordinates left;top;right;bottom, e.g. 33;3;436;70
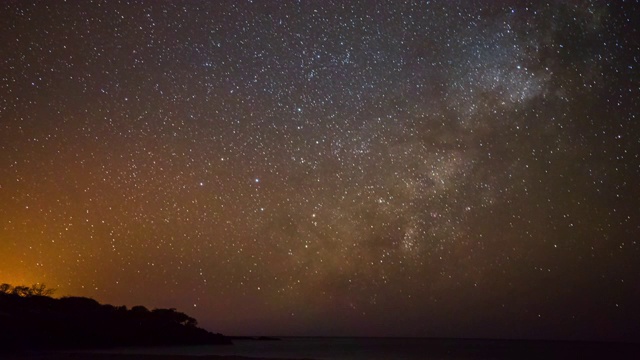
3;354;313;360
4;339;640;360
3;355;311;360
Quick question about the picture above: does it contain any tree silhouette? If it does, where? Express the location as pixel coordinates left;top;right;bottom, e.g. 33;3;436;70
0;283;230;351
152;308;198;327
30;283;56;296
0;283;11;294
0;283;55;297
131;305;150;314
11;285;31;297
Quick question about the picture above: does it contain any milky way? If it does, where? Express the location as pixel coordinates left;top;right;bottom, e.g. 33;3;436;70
1;1;639;341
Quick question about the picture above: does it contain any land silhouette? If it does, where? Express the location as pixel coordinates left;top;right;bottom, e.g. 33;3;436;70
2;283;639;360
0;283;230;352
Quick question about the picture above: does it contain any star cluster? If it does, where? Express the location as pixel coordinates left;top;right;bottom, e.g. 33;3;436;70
1;0;639;341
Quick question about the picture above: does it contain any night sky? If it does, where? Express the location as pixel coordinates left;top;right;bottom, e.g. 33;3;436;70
1;0;639;342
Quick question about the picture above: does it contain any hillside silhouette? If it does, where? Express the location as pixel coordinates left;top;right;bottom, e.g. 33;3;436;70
0;283;230;351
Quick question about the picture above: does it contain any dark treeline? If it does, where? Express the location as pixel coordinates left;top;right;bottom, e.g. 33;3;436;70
0;283;231;351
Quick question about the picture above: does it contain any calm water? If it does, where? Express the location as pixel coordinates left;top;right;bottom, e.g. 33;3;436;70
95;337;472;359
92;337;639;360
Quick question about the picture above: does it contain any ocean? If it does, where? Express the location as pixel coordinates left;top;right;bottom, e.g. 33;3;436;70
91;337;640;360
